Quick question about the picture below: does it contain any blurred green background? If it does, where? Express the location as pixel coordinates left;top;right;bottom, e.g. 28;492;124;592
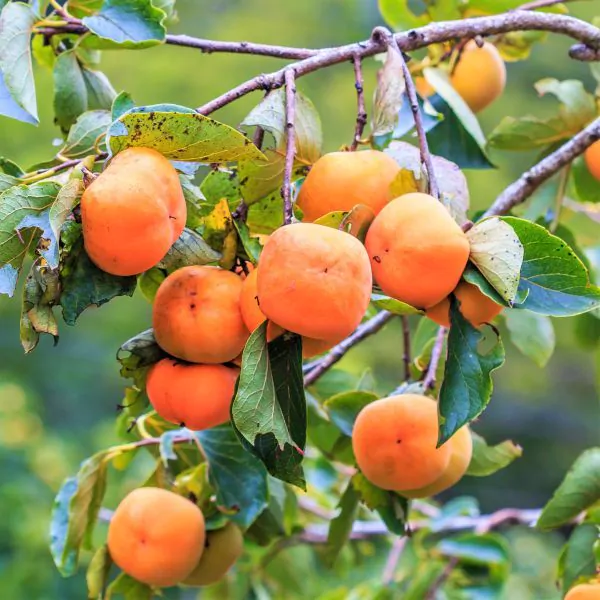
0;1;598;598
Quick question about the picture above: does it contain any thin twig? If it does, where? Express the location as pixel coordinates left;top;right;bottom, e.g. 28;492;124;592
281;69;296;225
517;0;575;11
401;317;411;381
373;27;440;199
350;55;367;151
382;537;407;585
423;327;446;390
253;126;266;150
303;311;395;386
20;153;108;184
483;117;600;219
424;557;459;600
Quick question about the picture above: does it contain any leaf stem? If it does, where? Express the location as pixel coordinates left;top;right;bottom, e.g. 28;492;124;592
281;69;297;226
350;55;367;151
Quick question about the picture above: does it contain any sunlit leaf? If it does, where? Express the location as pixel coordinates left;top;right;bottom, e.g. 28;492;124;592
467;431;522;476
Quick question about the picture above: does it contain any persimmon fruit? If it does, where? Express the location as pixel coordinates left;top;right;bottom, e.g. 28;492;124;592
451;41;506;113
584;140;600;181
153;266;250;364
184;522;244;587
296;150;400;222
107;487;205;588
81;147;186;276
146;358;238;430
352;394;452;491
565;582;600;600
426;281;504;328
365;193;470;309
257;223;372;341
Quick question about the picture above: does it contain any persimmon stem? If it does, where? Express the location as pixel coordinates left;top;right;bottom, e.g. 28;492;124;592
350;55;367;151
281;69;297;226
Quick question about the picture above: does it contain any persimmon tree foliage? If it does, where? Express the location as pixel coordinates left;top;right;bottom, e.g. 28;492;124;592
1;0;600;598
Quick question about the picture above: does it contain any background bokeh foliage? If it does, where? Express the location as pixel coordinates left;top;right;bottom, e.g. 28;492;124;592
0;0;598;598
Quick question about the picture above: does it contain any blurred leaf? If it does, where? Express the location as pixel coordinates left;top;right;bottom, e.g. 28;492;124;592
241;88;322;162
502;217;600;316
108;108;264;162
196;424;269;529
504;310;555;367
32;33;56;70
372;45;405;137
559;523;599;593
374;492;408;535
389;168;419;197
324;391;378;436
437;532;510;576
50;452;108;577
371;293;422;315
538;448;600;529
86;544;112;600
232;325;306;488
438;298;505;445
0;2;38;123
351;472;388;510
247;191;285;234
53;51;88;131
198;198;237;269
238;149;285;204
158;428;182;468
487;115;569;150
535;79;596;133
0;181;61;296
0;172;19;192
105;573;153;599
156;228;221;272
0;157;24;177
496;31;547;62
467;431;522;476
153;0;178;25
378;0;428;30
323;482;360;567
571;155;600;204
82;0;166;49
61;110;111;158
69;0;103;18
111;91;135;121
137;268;165;302
423;68;493;168
466;217;524;304
59;224;137;325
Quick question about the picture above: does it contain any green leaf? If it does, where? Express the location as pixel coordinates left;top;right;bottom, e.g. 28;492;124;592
0;181;61;296
61;110;112;158
487;115;570;150
572;155;600;204
423;68;493;169
59;223;137;325
105;573;153;599
82;66;117;111
238;149;286;205
560;523;599;594
233;217;262;265
437;532;510;576
467;431;522;477
137;268;165;302
466;217;524;304
538;448;600;529
82;0;166;49
241;88;322;162
503;310;555;367
438;298;506;445
247;192;285;234
534;79;596;133
108;108;265;162
200;168;241;208
0;2;38;122
53;51;88;131
197;198;238;269
117;328;164;377
378;0;428;30
86;544;112;600
111;91;135;121
324;391;379;437
496;31;548;62
502;217;600;316
69;0;103;18
156;228;221;272
50;452;108;577
231;324;306;488
372;45;405;137
371;293;422;316
0;157;23;177
196;424;269;529
50;178;83;247
323;482;360;567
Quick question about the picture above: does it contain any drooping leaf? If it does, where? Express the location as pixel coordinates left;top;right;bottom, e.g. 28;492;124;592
233;217;263;265
198;198;238;269
503;310;555;367
371;293;422;316
83;0;166;49
137;268;165;303
196;424;269;529
467;431;522;477
86;544;112;600
559;523;599;594
49;178;83;246
238;148;286;205
371;45;405;137
156;228;221;272
105;572;153;599
501;217;600;316
487;115;569;150
0;2;38;122
111;91;135;121
323;482;360;567
61;110;112;158
108;108;265;162
466;217;524;304
538;448;600;529
82;66;117;111
324;391;379;437
53;51;88;131
438;298;505;445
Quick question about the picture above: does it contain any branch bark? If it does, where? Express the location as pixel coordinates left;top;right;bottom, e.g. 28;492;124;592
483;117;600;219
282;69;297;225
350;55;367;151
423;327;447;390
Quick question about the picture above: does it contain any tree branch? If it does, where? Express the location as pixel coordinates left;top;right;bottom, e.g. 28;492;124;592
382;537;407;586
282;69;296;225
423;327;446;390
350;55;367;151
424;558;459;600
401;317;412;381
483;117;600;219
303;311;395;386
516;0;574;11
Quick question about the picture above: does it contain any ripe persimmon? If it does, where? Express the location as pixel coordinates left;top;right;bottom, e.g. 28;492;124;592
400;425;472;498
352;394;452;491
153;266;250;364
565;582;600;600
81;147;186;276
240;269;339;358
146;358;238;430
184;522;244;587
296;150;399;222
257;223;372;341
107;487;205;587
365;193;470;309
426;281;504;328
451;41;506;113
584;140;600;181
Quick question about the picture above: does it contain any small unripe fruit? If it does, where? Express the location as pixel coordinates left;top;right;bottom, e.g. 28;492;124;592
107;487;205;588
